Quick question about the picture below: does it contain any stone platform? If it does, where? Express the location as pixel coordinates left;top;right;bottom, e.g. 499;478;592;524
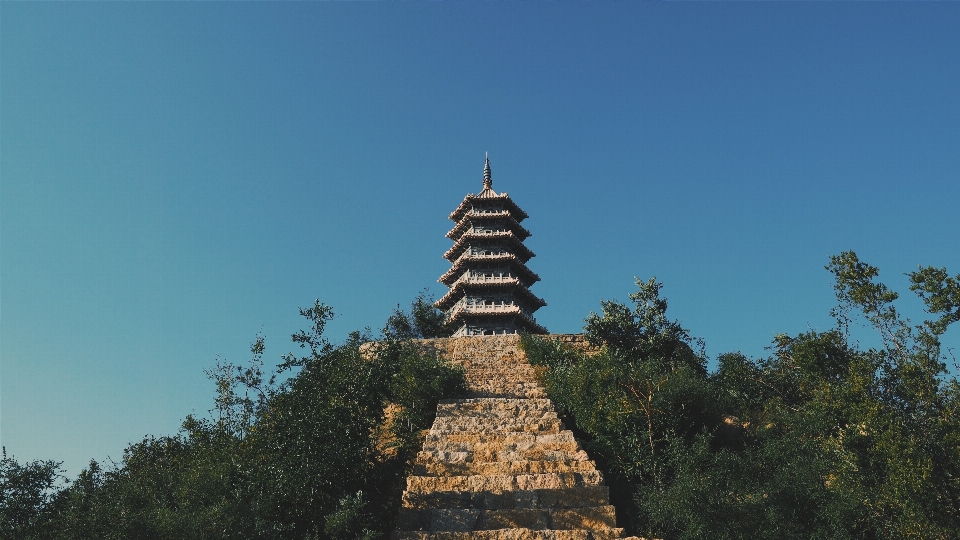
394;335;634;540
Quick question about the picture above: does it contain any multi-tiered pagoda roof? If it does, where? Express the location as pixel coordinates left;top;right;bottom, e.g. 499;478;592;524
436;156;547;336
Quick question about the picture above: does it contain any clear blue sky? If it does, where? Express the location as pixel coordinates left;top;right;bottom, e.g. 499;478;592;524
2;3;958;477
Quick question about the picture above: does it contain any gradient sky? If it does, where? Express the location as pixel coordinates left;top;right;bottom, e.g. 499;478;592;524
2;3;959;478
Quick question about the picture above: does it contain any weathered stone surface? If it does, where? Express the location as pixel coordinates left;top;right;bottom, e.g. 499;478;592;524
402;487;612;510
406;471;603;493
396;335;631;540
398;507;618;531
415;459;597;477
393;529;626;540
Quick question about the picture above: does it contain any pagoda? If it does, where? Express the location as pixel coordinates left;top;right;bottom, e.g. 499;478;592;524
436;155;547;336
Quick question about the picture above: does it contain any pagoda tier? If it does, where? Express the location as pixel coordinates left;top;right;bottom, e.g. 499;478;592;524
444;303;548;336
442;230;535;263
446;210;532;242
448;189;528;223
436;156;547;337
435;273;547;311
438;252;540;287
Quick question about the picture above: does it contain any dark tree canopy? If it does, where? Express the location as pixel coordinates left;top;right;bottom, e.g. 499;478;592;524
523;254;960;539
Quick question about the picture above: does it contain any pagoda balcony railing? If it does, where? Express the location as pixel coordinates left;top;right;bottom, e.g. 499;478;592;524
457;274;519;285
450;250;513;267
443;230;533;261
445;302;545;333
445;211;531;240
436;275;522;307
439;252;540;286
446;302;526;317
468;209;510;217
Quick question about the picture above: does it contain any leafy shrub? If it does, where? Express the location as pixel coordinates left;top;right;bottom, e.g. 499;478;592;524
524;256;960;539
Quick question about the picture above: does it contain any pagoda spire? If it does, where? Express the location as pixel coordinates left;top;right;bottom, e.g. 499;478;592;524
483;153;492;190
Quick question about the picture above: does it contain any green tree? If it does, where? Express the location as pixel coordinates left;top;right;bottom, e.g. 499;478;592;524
37;297;465;540
1;448;65;539
524;254;960;540
383;290;448;339
523;277;720;538
249;300;465;538
823;251;960;538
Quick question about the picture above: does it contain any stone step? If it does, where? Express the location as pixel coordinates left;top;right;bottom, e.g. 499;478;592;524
422;443;577;460
463;388;541;397
437;400;555;415
462;364;534;370
425;432;575;446
393;527;626;540
432;410;559;422
467;378;541;391
463;375;539;383
450;351;522;354
461;368;533;376
431;414;560;428
455;356;526;361
460;367;535;372
461;361;536;367
462;364;537;372
433;421;559;432
434;409;558;419
401;486;612;510
398;506;618;532
456;367;530;375
464;383;541;390
429;418;567;437
406;472;603;493
439;398;552;406
414;459;598;477
464;368;535;373
466;390;547;399
464;381;540;390
417;449;591;464
421;440;581;456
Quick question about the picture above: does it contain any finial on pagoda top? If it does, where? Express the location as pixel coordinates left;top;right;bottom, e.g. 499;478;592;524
483;152;492;189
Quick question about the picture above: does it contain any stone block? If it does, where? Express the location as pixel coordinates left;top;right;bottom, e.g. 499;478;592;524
431;509;481;532
550;507;617;529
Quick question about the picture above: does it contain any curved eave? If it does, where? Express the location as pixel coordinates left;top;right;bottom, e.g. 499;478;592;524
518;319;549;335
444;306;548;335
446;212;531;242
435;280;547;311
449;193;529;222
438;254;541;286
443;231;535;262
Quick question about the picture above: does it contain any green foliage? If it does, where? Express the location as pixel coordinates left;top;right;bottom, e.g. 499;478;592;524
824;252;960;538
323;492;377;540
1;448;64;539
15;258;960;539
26;296;464;539
524;277;719;537
383;290;448;339
381;341;468;441
525;256;960;539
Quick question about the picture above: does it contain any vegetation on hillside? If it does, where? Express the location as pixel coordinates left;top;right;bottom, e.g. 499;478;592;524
522;251;960;539
2;297;464;539
3;253;959;539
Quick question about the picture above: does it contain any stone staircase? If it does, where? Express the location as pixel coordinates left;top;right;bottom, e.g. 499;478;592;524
394;335;632;540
